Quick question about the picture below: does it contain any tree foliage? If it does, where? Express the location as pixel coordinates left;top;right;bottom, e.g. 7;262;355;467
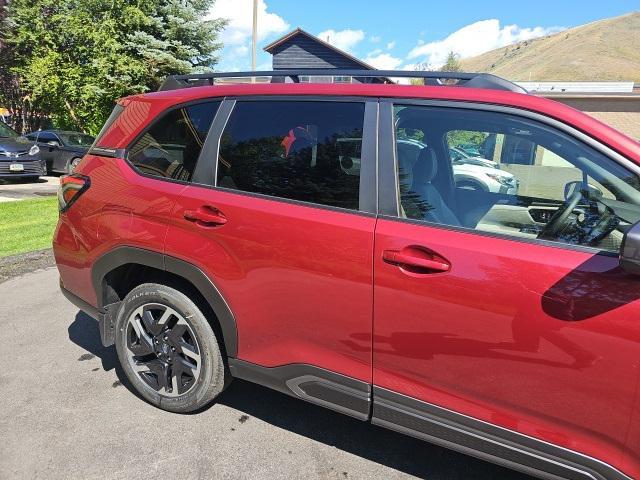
0;0;226;134
441;51;462;72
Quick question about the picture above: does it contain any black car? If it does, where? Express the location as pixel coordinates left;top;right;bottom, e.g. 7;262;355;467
0;121;46;180
25;130;94;174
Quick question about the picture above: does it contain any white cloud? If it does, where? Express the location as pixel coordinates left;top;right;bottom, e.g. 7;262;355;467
386;41;396;50
407;19;563;68
364;52;403;70
317;29;365;53
209;0;289;47
369;35;381;43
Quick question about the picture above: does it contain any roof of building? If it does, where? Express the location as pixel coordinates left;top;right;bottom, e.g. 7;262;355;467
263;27;377;71
515;81;640;99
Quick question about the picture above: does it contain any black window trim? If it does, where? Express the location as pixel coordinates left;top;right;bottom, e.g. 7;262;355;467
123;98;224;187
378;98;640;256
198;95;379;216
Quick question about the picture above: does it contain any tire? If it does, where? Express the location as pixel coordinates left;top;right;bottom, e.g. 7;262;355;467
66;157;81;173
115;283;227;413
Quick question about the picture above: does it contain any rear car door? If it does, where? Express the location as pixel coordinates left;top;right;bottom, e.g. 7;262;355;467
164;98;378;415
372;100;640;479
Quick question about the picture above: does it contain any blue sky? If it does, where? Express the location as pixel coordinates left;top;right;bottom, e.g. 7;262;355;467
209;0;639;71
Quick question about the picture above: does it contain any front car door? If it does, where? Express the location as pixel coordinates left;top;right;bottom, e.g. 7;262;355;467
372;100;640;479
164;97;378;418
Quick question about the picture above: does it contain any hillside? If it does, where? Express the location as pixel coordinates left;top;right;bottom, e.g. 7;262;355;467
461;12;640;81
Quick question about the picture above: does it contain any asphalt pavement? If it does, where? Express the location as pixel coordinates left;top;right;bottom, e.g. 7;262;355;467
0;267;534;480
0;175;58;202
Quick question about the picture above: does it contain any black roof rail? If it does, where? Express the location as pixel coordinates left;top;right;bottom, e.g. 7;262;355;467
158;70;527;94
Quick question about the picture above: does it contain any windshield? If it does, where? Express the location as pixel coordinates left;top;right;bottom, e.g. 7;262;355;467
0;121;17;138
59;132;95;146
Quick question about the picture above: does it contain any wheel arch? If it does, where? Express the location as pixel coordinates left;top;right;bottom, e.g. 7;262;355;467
92;246;238;357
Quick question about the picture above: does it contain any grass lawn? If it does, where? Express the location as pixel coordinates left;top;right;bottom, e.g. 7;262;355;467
0;197;58;258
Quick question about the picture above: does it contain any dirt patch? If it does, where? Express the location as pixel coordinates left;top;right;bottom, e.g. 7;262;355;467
0;248;56;284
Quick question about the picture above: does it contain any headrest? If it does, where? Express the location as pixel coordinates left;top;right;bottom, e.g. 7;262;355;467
413;147;438;185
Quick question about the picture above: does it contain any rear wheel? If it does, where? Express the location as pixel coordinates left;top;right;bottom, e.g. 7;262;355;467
66;157;81;173
115;283;227;412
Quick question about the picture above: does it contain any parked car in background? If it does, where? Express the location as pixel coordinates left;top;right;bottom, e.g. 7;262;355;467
25;130;94;174
399;139;518;194
0;120;46;181
449;145;500;169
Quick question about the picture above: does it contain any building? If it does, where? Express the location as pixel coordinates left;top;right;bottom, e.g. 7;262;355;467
264;28;385;83
518;82;640;140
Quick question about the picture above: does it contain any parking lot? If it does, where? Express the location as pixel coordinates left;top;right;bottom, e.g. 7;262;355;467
0;176;58;202
0;267;534;480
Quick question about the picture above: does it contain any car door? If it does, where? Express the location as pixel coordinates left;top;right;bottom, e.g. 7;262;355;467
164;98;378;412
372;100;640;477
33;132;56;171
48;133;68;172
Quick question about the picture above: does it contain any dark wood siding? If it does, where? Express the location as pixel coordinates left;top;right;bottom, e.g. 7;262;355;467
271;35;370;70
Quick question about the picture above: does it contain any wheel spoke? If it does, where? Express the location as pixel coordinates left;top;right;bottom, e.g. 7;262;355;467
140;309;162;336
146;359;170;390
131;316;154;352
178;341;200;363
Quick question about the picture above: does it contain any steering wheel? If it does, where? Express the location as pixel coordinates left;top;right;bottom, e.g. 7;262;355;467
540;189;583;238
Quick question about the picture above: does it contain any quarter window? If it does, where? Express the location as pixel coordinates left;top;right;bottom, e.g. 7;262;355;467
217;101;365;210
128;101;220;182
394;105;640;252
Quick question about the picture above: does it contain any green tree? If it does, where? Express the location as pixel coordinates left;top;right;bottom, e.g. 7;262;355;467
0;0;226;134
441;51;462;72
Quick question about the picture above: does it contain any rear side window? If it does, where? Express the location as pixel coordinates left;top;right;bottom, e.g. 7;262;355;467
217;101;365;210
128;101;220;182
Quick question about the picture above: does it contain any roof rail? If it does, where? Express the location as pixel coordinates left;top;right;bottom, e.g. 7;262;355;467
158;70;528;94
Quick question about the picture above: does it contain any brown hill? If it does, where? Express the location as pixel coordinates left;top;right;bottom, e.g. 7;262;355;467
461;12;640;81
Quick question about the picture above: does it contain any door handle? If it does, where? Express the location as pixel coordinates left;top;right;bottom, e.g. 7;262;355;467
183;206;227;227
383;248;450;273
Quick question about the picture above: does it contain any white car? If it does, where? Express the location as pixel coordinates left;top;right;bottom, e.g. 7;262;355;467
398;139;519;194
453;162;518;194
449;146;500;169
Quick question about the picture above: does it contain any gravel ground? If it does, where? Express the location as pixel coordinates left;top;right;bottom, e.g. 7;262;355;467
0;247;55;284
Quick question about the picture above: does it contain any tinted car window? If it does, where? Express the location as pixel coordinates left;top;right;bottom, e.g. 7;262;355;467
394;105;640;253
59;133;94;147
128;101;220;182
217;101;365;210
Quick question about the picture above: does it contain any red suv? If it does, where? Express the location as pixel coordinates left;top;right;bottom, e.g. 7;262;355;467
54;70;640;480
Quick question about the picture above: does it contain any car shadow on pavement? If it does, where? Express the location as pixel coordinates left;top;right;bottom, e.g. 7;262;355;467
67;310;531;480
67;311;145;402
216;380;533;480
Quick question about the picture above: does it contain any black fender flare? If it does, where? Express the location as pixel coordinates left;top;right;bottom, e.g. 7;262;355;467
92;246;238;356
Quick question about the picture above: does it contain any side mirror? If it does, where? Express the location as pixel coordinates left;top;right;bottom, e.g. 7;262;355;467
620;222;640;274
47;140;60;148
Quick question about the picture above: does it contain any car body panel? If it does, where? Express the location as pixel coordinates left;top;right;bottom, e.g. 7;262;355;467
164;185;376;383
53;155;185;305
373;216;639;473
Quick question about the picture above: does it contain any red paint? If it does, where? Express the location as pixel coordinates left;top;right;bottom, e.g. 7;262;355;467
53;81;640;478
373;218;640;472
164;184;375;382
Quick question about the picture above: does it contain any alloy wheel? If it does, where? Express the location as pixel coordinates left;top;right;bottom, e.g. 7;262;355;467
124;303;201;397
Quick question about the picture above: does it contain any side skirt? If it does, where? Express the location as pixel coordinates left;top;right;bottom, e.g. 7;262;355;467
372;387;631;480
228;358;371;421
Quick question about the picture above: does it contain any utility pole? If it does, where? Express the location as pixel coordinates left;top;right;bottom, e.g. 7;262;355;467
251;0;258;72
